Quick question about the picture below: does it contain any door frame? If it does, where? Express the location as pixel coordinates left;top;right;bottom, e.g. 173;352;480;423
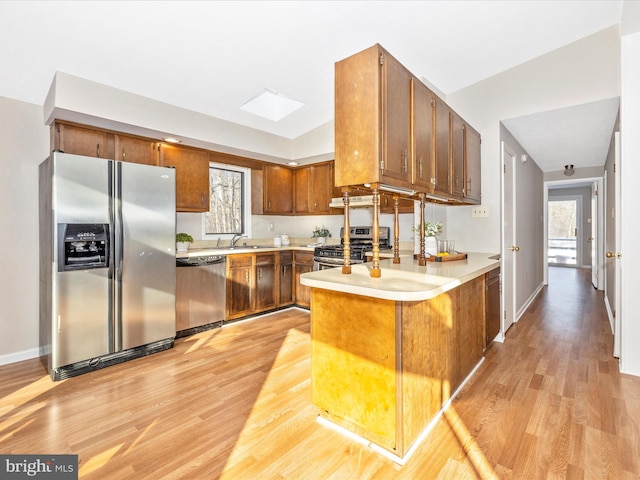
500;141;517;340
543;176;603;287
546;194;582;267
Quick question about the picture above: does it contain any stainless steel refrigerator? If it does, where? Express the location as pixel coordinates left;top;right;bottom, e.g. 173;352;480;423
39;152;176;380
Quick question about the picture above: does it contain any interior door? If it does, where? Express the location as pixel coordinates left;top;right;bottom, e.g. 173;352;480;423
613;132;622;357
501;142;516;335
591;181;604;288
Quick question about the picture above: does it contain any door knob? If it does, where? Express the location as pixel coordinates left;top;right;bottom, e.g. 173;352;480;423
511;246;520;252
606;251;621;258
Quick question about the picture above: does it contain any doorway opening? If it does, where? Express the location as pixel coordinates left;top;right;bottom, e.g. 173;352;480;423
548;197;579;266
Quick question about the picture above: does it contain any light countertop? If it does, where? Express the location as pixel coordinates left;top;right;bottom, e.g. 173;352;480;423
300;252;500;301
176;245;316;258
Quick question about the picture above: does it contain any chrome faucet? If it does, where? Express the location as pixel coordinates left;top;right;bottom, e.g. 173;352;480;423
231;234;247;247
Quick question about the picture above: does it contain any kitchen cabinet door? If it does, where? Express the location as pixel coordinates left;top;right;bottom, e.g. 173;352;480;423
433;96;451;196
294;163;334;215
334;44;412;190
158;143;210;212
450;112;465;199
255;253;277;312
380;51;412;187
263;164;293;214
465;125;482;204
53;122;110;159
114;134;158;166
293;251;314;308
226;254;254;320
279;252;294;306
411;79;434;191
485;268;500;348
294;166;311;214
380;194;414;214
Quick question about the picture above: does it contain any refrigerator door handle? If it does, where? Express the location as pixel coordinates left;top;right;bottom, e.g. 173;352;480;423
113;161;124;352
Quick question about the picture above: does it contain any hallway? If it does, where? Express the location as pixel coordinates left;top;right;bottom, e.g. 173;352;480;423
455;266;640;478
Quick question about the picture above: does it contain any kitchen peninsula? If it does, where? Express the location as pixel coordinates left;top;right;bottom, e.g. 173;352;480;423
300;253;499;459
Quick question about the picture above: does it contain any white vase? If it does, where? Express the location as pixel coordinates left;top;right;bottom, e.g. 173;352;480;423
424;236;437;256
176;242;190;253
316;236;326;244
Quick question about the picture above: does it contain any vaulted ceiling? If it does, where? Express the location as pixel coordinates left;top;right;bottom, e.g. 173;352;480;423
0;1;625;171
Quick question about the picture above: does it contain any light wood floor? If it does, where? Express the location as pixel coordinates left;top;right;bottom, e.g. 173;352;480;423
1;267;639;479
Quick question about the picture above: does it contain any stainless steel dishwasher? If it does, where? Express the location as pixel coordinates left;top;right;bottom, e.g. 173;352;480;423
176;254;226;337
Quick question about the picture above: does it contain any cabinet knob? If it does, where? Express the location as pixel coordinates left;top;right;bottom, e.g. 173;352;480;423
96;144;101;158
122;148;126;160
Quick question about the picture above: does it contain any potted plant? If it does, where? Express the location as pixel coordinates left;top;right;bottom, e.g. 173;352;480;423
176;232;194;253
412;221;443;256
311;225;331;244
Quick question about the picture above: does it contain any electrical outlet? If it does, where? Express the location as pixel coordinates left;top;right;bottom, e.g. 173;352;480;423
471;206;489;218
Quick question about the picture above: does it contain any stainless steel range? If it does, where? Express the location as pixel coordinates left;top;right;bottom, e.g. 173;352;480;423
313;226;391;270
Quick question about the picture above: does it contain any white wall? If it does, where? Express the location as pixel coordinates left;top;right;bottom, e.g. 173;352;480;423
0;97;50;364
500;124;545;311
445;26;620;255
619;28;640;376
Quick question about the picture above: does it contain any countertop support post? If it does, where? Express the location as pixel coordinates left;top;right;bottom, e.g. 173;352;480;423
393;195;400;264
370;186;381;277
418;193;426;266
341;188;351;274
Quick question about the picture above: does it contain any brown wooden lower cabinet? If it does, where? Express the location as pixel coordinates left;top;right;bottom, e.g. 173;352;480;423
255;253;277;311
279;251;294;306
293;251;314;308
226;254;254;320
310;275;485;457
485;267;501;348
226;251;298;321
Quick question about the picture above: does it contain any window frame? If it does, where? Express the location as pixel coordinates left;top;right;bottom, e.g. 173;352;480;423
201;162;252;240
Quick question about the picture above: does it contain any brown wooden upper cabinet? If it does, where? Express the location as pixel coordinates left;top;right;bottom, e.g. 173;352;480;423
411;79;433;192
113;134;158;166
464;125;482;204
334;44;481;205
334;44;413;191
432;96;451;196
262;164;294;214
294;162;334;214
450;112;465;199
52;122;110;159
158;143;210;213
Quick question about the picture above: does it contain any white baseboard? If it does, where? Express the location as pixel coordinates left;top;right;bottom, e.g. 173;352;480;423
0;347;39;367
604;295;615;334
516;282;545;321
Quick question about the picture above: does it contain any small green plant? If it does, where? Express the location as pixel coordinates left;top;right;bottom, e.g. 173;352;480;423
312;225;331;238
176;232;194;243
411;221;443;237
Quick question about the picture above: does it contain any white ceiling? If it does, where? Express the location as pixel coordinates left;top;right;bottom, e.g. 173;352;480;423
0;1;625;171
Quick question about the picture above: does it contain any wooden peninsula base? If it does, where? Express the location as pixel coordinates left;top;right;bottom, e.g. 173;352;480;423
309;269;486;458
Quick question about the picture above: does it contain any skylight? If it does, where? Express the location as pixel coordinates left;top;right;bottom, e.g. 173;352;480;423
240;88;305;122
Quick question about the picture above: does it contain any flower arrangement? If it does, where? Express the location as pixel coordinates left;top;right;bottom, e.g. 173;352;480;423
311;225;331;238
411;221;443;237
